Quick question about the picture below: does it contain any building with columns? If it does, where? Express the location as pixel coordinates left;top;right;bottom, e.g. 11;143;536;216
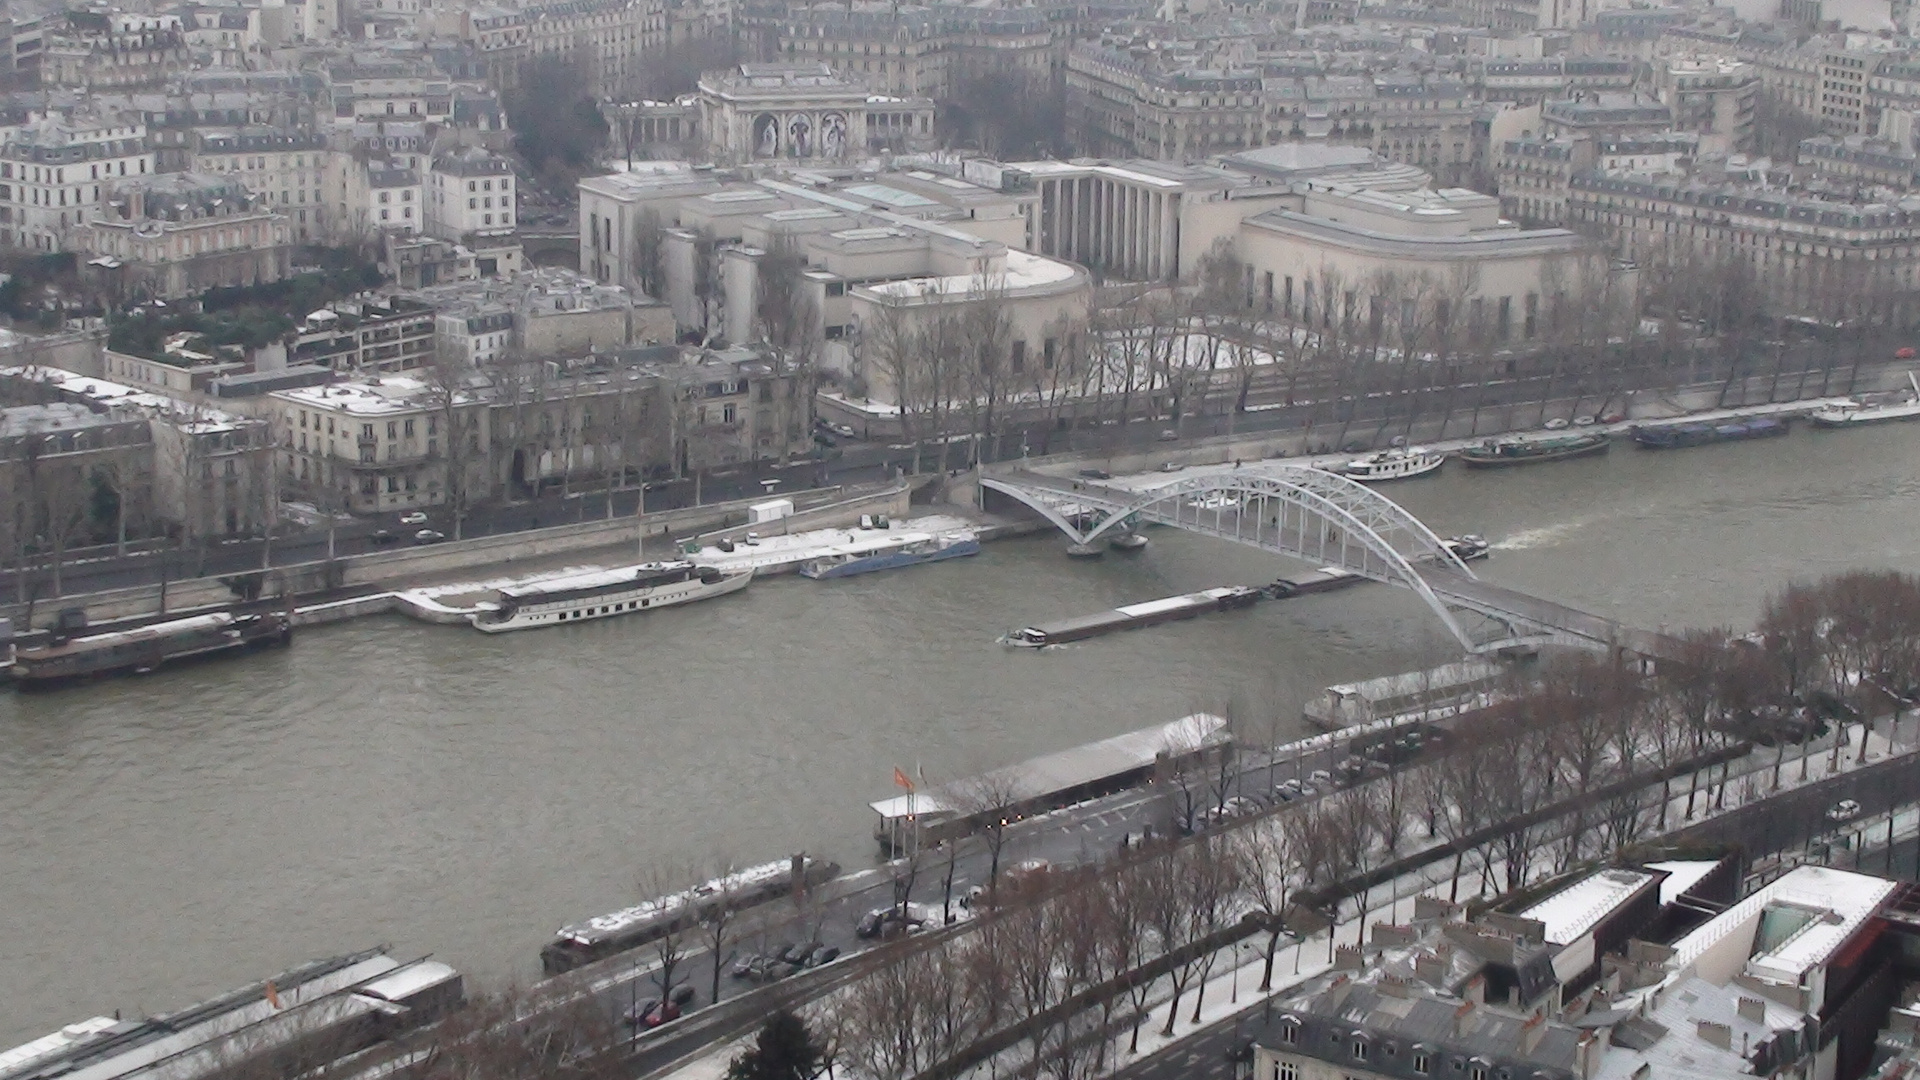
696;63;936;165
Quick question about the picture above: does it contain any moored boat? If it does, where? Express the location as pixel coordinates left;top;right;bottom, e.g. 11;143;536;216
469;561;751;632
1810;373;1920;427
10;611;292;687
1632;416;1789;448
1460;432;1610;468
799;534;980;579
1339;447;1446;482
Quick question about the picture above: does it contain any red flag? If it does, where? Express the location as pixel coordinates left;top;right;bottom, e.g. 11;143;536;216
264;981;282;1010
893;767;915;790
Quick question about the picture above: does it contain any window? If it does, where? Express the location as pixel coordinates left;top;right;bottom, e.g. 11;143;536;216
1043;338;1056;370
1353;1040;1368;1062
722;403;736;424
1414;1052;1432;1074
404;419;415;438
388;421;398;439
1010;339;1026;372
1278;1024;1297;1045
1275;1064;1298;1080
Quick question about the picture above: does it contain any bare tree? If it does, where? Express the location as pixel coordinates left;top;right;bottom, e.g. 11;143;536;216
950;766;1032;907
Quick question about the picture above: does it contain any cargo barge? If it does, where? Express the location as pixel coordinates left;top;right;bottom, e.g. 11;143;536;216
1631;416;1789;448
1005;585;1262;647
9;611;292;687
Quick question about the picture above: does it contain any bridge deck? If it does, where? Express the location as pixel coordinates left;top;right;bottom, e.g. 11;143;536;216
1416;567;1682;659
986;467;1683;659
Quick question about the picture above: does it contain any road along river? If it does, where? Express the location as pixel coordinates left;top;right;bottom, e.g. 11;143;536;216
3;420;1919;1043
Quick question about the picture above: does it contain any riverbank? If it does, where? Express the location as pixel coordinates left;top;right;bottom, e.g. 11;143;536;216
7;415;1920;1045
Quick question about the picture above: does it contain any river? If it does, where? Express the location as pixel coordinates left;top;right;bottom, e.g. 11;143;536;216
3;421;1919;1043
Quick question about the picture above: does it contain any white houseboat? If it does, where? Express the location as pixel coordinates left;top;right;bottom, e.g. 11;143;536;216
1338;447;1446;482
469;562;752;632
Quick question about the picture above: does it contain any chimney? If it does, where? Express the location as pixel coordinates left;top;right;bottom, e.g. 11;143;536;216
1373;922;1416;947
1736;997;1766;1024
1696;1021;1733;1049
1521;1011;1547;1055
1453;1000;1476;1037
1463;973;1486;1005
1335;944;1364;971
1415;950;1450;986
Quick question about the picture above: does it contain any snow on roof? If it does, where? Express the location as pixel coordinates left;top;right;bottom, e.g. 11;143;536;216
355;960;458;1003
869;713;1229;821
272;374;449;415
500;562;690;599
858;249;1081;301
0;365;249;430
556;858;798;944
1519;868;1657;946
1668;865;1896;985
0;1018;120;1080
1646;861;1722;907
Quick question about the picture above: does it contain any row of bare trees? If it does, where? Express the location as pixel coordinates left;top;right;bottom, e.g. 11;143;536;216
831;568;1920;1080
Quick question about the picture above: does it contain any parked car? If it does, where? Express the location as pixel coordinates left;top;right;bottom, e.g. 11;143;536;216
1160;461;1185;472
668;983;697;1007
1828;799;1862;821
623;999;682;1027
413;529;447;545
399;511;429;525
829;422;857;439
1077;468;1113;480
729;953;760;978
1157;429;1180;441
1308;769;1332;785
779;941;819;965
807;945;840;967
370;529;396;545
1543;417;1570;430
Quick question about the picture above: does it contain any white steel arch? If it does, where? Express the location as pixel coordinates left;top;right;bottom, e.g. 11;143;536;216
983;465;1484;651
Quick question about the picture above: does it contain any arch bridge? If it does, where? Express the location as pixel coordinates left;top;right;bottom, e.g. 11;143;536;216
982;464;1677;658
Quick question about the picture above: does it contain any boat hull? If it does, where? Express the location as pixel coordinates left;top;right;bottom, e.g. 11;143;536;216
10;614;292;688
1340;456;1446;482
1632;418;1790;447
1461;437;1610;468
471;569;752;632
800;538;980;580
1809;404;1920;427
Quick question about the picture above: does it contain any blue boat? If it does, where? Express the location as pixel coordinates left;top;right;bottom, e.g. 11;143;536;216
1631;416;1789;448
799;536;982;579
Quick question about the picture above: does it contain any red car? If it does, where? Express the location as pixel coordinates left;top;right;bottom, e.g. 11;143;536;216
623;999;681;1028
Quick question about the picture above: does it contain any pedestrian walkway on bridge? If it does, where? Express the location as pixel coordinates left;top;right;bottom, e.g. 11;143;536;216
982;463;1683;659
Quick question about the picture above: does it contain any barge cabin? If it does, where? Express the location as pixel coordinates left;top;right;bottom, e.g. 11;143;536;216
869;713;1232;854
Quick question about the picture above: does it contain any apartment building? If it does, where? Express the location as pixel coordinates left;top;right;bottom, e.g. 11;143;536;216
426;146;516;241
270;372;489;514
0;113;154;252
191;129;329;241
1567;166;1920;323
290;297;437;372
81;173;293;301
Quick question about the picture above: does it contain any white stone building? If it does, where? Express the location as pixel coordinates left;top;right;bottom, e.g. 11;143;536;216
0;113;153;251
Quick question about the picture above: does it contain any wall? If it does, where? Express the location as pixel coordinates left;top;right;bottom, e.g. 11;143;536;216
2;482;912;628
